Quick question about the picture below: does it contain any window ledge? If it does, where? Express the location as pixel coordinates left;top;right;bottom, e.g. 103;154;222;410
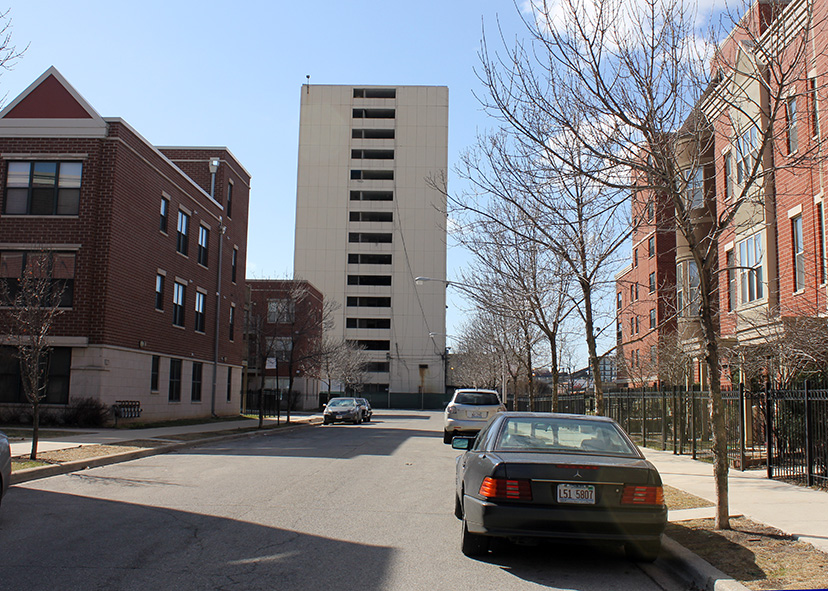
172;324;186;330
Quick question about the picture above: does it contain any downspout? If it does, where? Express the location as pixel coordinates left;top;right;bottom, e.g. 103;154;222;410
208;157;222;417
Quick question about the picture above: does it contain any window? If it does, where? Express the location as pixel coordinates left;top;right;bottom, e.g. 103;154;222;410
635;316;640;333
348;275;392;286
650;345;657;363
793;215;805;292
160;197;169;232
0;251;75;308
195;291;206;333
647;200;654;222
226;368;232;402
727;250;736;312
616;321;622;340
630;317;635;335
191;362;203;402
231;248;238;283
4;161;82;215
350;169;394;180
347;296;391;307
176;211;189;255
155;274;165;310
724;153;733;201
810;77;820;137
676;262;684;314
635;283;639;300
633;248;638;267
352;128;395;139
819;203;827;283
229;305;236;341
648;236;655;257
347;339;391;351
736;126;758;184
353;88;396;98
649;272;656;293
0;346;71;404
649;309;656;329
349;211;393;222
352;108;395;118
346;318;391;329
173;281;186;327
630;284;634;302
268;299;295;323
169;358;182;402
151;355;160;392
688;260;700;316
226;181;233;218
365;362;391;373
350;190;393;201
198;226;209;267
267;336;292;362
617;292;622;311
349;232;392;243
787;96;798;154
684;167;704;210
351;149;395;160
739;233;764;303
348;253;392;265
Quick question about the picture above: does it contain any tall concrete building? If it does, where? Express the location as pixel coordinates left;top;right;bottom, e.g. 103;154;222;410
294;85;448;403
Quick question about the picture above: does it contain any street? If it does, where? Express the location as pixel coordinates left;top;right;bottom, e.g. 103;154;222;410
1;412;672;590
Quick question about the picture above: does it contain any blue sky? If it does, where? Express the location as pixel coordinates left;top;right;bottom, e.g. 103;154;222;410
1;1;535;347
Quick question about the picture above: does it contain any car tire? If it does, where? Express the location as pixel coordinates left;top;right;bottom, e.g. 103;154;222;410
323;418;330;425
625;539;661;562
454;495;463;519
461;519;489;557
364;414;371;422
443;430;453;444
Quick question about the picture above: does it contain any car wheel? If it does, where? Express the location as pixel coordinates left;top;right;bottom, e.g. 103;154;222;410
454;495;463;520
364;414;371;422
625;539;661;562
443;430;453;444
323;418;330;425
461;520;489;557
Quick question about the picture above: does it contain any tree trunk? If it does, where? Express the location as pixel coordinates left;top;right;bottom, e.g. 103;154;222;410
29;401;40;460
549;335;559;412
579;275;604;415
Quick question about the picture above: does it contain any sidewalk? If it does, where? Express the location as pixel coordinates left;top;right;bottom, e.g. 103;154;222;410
644;447;828;554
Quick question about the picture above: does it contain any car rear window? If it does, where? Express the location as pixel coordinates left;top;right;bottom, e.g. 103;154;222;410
496;417;637;455
454;392;500;406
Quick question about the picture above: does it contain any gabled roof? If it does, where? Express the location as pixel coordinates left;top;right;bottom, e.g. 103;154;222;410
0;66;107;137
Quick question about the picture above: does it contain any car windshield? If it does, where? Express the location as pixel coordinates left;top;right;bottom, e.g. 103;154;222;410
495;417;637;456
454;392;500;406
328;399;356;407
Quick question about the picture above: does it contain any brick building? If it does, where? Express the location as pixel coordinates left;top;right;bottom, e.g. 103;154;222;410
0;67;250;420
245;279;324;411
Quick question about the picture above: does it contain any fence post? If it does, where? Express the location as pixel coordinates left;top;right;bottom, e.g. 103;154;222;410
805;380;813;487
765;381;773;479
739;382;746;472
661;387;667;451
691;386;697;460
673;386;678;454
642;387;647;447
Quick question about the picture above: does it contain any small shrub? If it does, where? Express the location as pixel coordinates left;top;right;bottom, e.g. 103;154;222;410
63;398;110;427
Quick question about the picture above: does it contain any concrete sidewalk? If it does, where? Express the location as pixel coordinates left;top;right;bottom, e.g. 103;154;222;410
644;447;828;554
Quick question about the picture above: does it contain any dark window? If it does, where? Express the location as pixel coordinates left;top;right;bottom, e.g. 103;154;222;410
350;169;394;180
191;362;203;402
173;282;186;327
364;362;390;372
727;249;736;312
347;339;391;351
648;236;655;257
160;197;169;232
647;200;654;222
347;296;391;307
348;275;392;286
177;211;189;255
353;88;396;98
0;346;73;404
348;232;392;243
352;129;395;139
454;392;500;405
169;358;182;402
155;274;165;310
151;355;160;391
346;318;391;329
348;253;392;265
649;272;656;293
350;190;393;201
349;211;393;222
227;367;232;402
787;96;798;154
633;248;638;267
229;305;236;341
351;149;395;160
226;182;233;218
0;251;75;308
352;108;395;118
195;291;206;333
231;248;238;283
4;161;82;216
649;309;656;329
198;226;209;267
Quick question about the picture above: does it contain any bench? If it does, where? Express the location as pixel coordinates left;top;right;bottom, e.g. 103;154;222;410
112;400;142;425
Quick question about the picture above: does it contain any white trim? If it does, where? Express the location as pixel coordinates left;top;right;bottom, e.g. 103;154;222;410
788;204;803;218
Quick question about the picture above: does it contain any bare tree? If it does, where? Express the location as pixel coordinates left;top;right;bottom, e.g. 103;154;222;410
312;337;369;399
0;252;65;459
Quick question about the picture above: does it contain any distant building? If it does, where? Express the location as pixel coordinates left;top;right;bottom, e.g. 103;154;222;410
0;67;249;420
293;84;448;402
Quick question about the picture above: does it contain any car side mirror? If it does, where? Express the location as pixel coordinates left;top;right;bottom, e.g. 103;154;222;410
451;437;473;450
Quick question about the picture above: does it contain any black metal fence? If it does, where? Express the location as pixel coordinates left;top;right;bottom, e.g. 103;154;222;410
514;383;828;490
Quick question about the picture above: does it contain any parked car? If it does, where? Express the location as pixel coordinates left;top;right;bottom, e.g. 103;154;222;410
443;389;506;443
453;412;667;561
323;398;364;424
355;398;373;422
0;431;10;507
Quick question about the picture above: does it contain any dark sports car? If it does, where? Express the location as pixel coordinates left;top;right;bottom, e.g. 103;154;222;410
453;412;667;561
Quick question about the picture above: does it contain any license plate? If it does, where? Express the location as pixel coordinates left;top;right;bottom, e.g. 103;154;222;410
468;411;487;419
557;484;596;504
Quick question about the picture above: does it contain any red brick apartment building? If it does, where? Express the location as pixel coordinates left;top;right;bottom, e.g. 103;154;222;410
0;67;250;420
618;0;828;388
245;280;323;410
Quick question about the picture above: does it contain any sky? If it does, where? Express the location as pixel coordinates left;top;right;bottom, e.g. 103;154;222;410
0;0;537;350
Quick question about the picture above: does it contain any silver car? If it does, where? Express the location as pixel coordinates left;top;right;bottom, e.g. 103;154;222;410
323;397;364;424
0;431;10;507
443;389;506;443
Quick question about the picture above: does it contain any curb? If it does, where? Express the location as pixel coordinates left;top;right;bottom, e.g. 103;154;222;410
659;535;752;591
11;418;322;485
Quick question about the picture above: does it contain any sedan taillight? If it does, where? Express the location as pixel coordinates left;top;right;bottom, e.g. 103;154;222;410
621;485;664;506
446;405;457;416
479;477;533;501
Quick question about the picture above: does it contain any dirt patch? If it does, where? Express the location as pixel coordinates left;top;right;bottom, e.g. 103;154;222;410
663;484;714;510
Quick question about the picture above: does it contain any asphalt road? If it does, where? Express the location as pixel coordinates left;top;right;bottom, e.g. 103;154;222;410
0;411;673;591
